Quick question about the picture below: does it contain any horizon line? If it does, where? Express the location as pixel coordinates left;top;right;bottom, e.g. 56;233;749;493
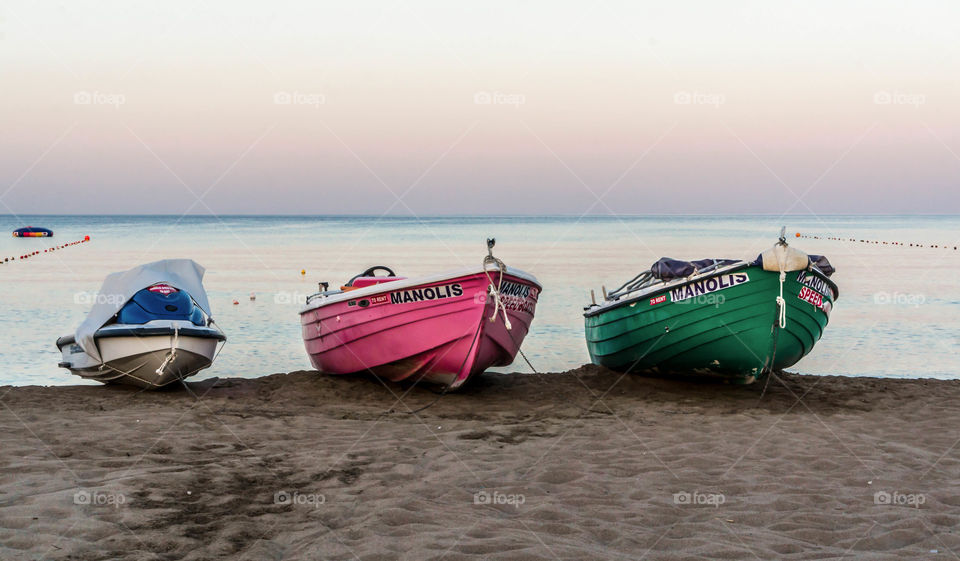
3;212;960;218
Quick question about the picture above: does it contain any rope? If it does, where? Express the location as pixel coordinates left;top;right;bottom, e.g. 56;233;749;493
176;336;227;397
504;320;611;415
481;248;608;415
411;252;512;413
482;254;512;330
773;238;788;330
776;270;787;329
98;358;150;381
103;324;226;397
758;308;781;400
407;319;484;414
155;326;179;375
760;236;790;391
209;326;228;365
410;250;606;415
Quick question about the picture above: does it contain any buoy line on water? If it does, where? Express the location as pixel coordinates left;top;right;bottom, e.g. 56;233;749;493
2;235;92;264
795;233;957;250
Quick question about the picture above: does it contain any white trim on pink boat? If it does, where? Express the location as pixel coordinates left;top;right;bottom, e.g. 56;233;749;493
299;265;541;314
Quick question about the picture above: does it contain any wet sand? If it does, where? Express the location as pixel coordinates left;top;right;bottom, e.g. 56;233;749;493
1;367;958;560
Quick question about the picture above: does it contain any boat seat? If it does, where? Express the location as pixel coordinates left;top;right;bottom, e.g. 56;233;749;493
341;276;407;291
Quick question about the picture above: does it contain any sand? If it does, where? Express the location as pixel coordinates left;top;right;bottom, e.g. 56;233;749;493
0;367;958;560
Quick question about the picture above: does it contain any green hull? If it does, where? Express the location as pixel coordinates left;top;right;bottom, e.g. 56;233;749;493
584;266;836;383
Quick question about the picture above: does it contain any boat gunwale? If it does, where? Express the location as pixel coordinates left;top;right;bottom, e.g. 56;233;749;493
57;325;226;349
300;265;541;314
586;279;780;336
584;262;837;318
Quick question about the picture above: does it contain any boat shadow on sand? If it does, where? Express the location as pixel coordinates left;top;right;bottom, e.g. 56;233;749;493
72;364;896;419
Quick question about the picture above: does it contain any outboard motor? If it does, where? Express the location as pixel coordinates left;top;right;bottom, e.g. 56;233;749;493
115;283;206;326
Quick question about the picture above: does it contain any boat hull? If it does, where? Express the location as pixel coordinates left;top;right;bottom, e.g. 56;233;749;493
300;270;540;389
584;266;836;383
57;327;223;389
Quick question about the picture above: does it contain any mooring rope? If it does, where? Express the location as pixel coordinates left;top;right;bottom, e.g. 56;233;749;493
776;270;787;329
410;250;511;413
155;326;180;376
411;246;607;415
482;254;512;331
407;318;483;414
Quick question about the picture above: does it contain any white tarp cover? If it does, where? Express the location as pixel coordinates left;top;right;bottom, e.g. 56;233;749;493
75;259;212;362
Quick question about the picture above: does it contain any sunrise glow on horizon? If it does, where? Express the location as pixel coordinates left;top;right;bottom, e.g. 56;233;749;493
2;0;959;215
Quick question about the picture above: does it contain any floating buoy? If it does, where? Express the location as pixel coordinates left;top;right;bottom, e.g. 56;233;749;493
301;269;306;276
232;299;239;306
249;292;256;301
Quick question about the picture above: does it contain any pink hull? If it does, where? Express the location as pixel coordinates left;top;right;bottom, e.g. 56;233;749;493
300;270;540;389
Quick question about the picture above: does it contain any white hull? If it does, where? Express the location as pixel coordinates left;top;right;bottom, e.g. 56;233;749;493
58;324;223;389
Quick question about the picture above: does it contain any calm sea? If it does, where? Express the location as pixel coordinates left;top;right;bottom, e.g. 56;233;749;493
1;215;957;386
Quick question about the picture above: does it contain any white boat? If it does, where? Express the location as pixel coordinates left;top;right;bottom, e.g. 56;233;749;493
56;259;226;389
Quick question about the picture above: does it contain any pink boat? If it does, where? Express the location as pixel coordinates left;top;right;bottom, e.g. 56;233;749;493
299;242;541;390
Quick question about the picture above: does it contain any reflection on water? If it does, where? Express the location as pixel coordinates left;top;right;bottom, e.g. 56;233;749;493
1;215;957;385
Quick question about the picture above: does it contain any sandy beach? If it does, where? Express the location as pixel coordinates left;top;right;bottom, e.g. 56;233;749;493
1;367;958;560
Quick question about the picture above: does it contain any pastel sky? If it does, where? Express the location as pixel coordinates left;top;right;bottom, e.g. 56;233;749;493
1;1;958;215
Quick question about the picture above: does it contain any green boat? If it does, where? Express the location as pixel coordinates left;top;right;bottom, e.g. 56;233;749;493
584;233;838;383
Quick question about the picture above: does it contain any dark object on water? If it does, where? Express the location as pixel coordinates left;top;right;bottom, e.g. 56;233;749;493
12;227;53;238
